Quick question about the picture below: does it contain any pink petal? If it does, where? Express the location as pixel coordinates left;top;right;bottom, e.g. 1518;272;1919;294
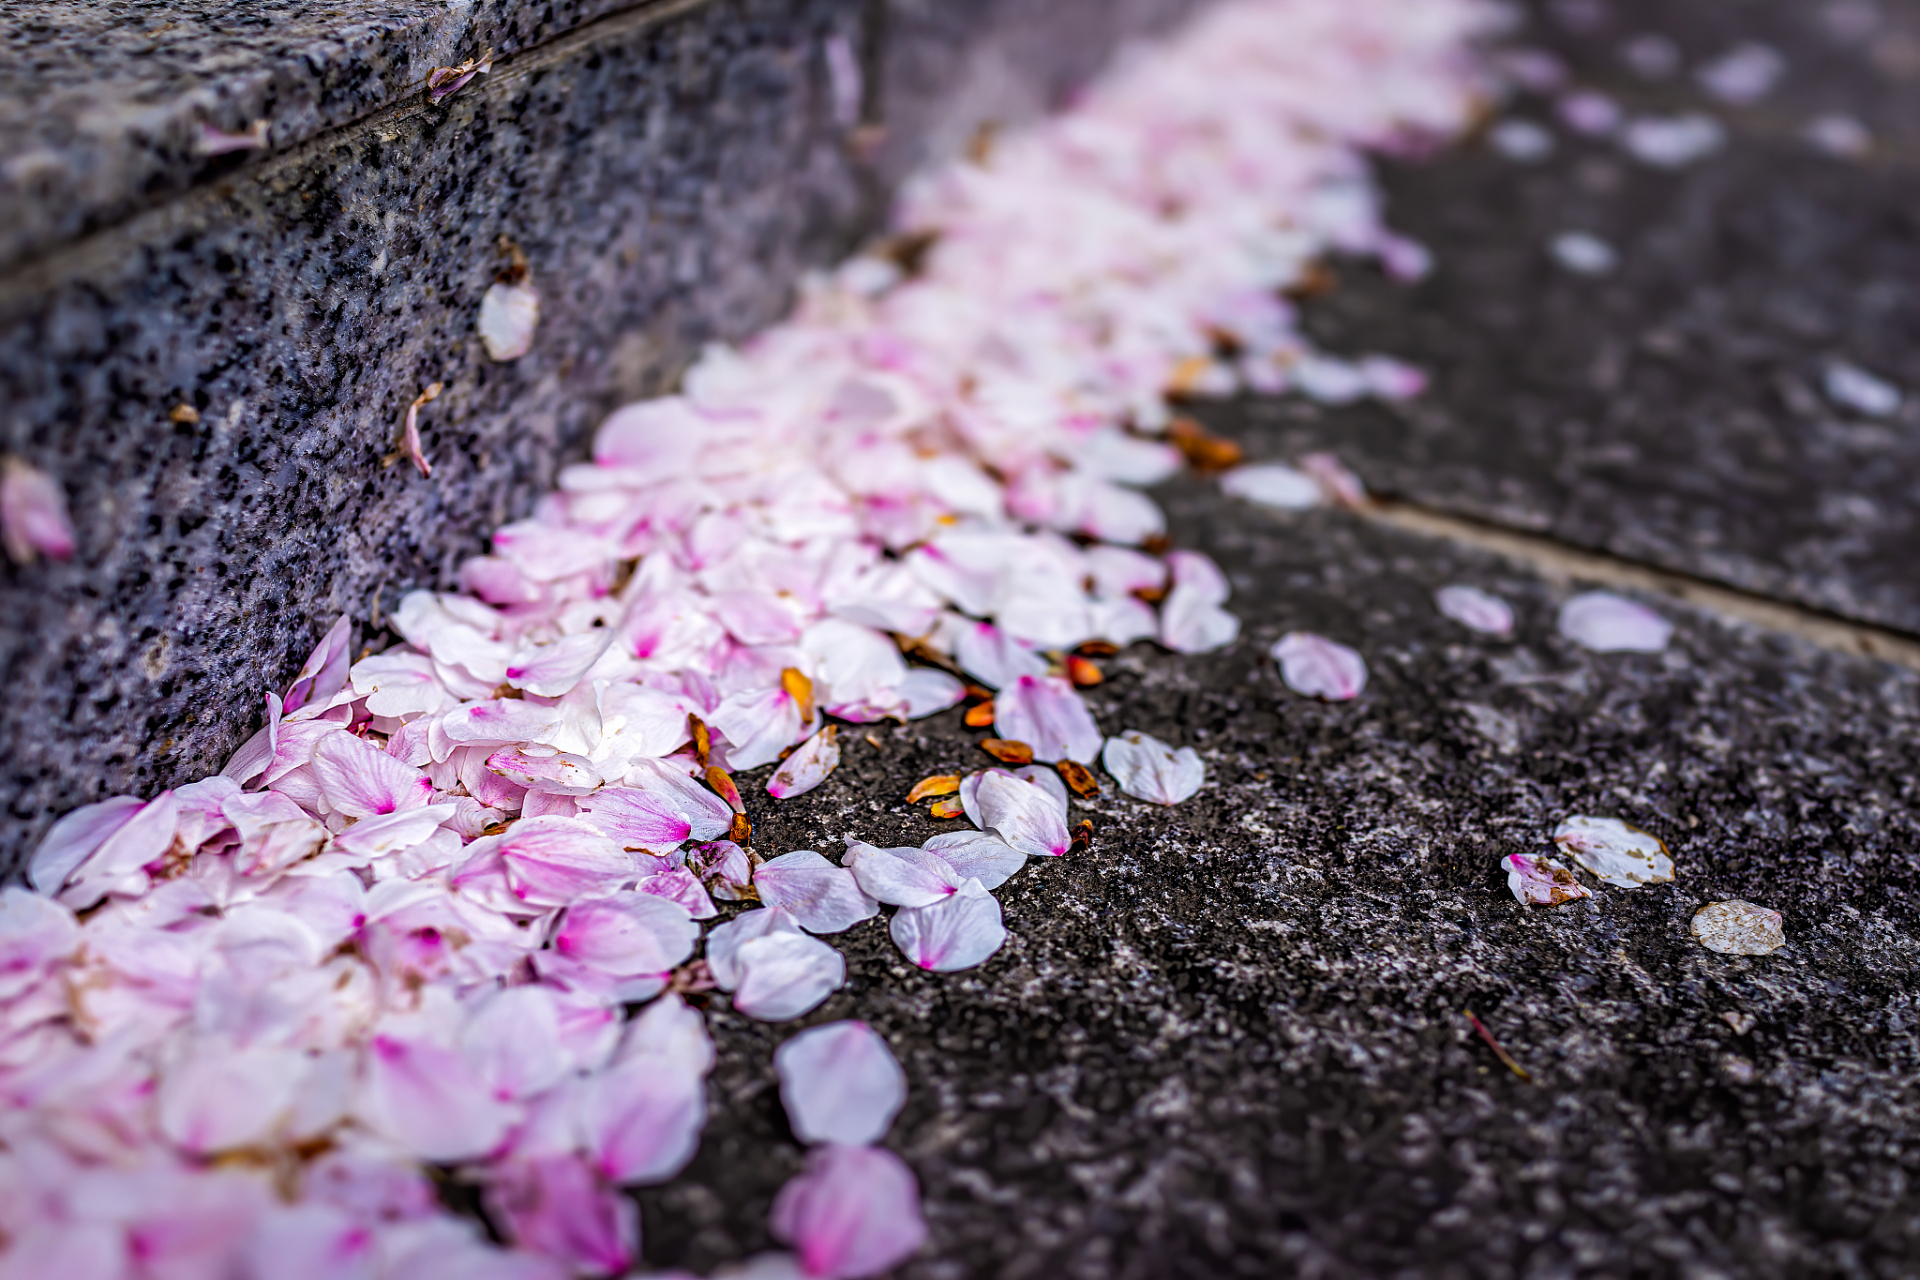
0;887;80;1001
770;1144;928;1280
488;747;604;795
0;456;76;564
492;816;638;908
1557;591;1672;653
703;906;805;990
964;769;1069;858
312;731;434;817
768;727;841;799
441;698;566;747
550;892;699;980
633;865;718;919
711;684;807;770
593;397;705;475
1298;452;1368;508
357;1031;518;1162
332;803;457;861
402;383;441;477
920;830;1026;889
732;931;846;1022
993;674;1103;764
1501;853;1592;906
505;631;613;697
1552;815;1675;887
898;668;966;718
1435;585;1515;637
52;789;180;908
462;985;575;1101
283;614;354;714
1220;463;1322;510
485;1156;636;1278
157;1037;309;1154
844;842;962;908
685;839;755;901
1159;551;1240;654
577;1052;708;1183
26;794;146;895
952;621;1048;690
753;851;880;934
774;1021;906;1145
888;879;1006;972
1101;731;1205;805
1271;632;1368;700
578;787;695;851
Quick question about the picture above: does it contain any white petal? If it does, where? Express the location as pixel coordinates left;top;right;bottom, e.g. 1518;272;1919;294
767;727;841;799
963;769;1070;858
753;851;879;933
1220;464;1322;510
1101;731;1205;805
1691;901;1784;955
889;880;1006;972
1557;591;1672;653
478;281;540;361
844;842;961;908
921;829;1026;890
732;931;846;1022
774;1020;907;1145
1551;815;1675;887
1435;585;1515;637
1271;632;1368;700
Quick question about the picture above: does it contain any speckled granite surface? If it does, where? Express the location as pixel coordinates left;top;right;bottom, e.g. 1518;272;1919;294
642;481;1920;1277
0;0;1200;872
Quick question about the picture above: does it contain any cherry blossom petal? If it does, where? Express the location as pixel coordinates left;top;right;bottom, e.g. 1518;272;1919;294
774;1021;907;1146
350;650;450;717
1557;591;1672;653
1552;815;1675;887
711;684;808;770
283;615;354;715
548;892;699;985
462;985;576;1101
506;632;614;697
332;803;457;861
479;281;542;363
593;397;705;475
769;726;841;799
25;794;147;896
844;842;962;908
1501;853;1591;906
770;1144;928;1280
1692;901;1785;956
1435;584;1515;637
964;769;1070;858
312;732;435;818
488;748;604;795
1220;463;1322;510
0;456;76;564
485;1156;635;1278
686;839;755;901
889;879;1006;972
576;1052;708;1184
488;817;638;908
1160;551;1241;654
952;621;1049;690
1271;632;1368;700
0;888;80;1001
356;1030;518;1162
993;675;1103;764
753;851;880;934
898;667;966;718
704;907;806;990
156;1036;309;1154
1101;731;1205;805
50;789;180;909
920;830;1027;890
732;931;847;1022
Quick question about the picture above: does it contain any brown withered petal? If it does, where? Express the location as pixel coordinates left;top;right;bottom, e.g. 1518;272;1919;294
169;404;200;425
1055;760;1100;798
979;739;1034;765
963;701;996;728
928;797;966;820
728;812;752;845
1065;656;1104;687
781;667;815;723
705;765;746;814
1075;640;1120;658
1284;259;1339;300
689;713;711;767
1167;418;1243;474
906;774;961;803
426;50;493;104
1166;354;1212;396
1069;819;1094;853
963;684;993;702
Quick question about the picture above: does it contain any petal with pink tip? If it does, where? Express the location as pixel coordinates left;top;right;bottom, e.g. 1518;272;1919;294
770;1144;928;1280
768;727;840;799
774;1020;906;1145
844;842;961;908
921;830;1026;890
332;803;456;861
505;631;614;697
952;621;1048;690
488;747;603;795
283;614;353;715
356;1031;518;1162
1501;853;1592;906
577;1053;707;1184
0;888;80;1001
550;892;698;981
993;674;1102;764
889;879;1005;972
492;817;637;908
485;1156;637;1279
0;457;76;564
966;769;1069;858
1271;632;1368;701
312;732;434;818
1436;585;1515;637
753;851;878;934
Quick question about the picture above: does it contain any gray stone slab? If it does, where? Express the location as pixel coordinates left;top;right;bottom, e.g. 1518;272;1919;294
0;0;1200;872
629;478;1920;1277
1247;6;1920;636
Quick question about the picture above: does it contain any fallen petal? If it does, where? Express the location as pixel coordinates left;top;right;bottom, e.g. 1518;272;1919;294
1;456;77;564
1101;731;1205;805
1220;463;1322;511
889;879;1005;972
1557;591;1672;653
1435;585;1515;637
753;851;879;933
769;726;840;799
774;1020;907;1145
844;842;961;908
1501;853;1592;906
1552;815;1675;887
479;281;541;362
1692;900;1785;956
1271;632;1368;701
770;1145;927;1280
733;930;847;1022
993;675;1103;764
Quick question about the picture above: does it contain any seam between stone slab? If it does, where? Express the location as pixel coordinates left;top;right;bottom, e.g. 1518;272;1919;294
1368;496;1920;672
0;0;724;311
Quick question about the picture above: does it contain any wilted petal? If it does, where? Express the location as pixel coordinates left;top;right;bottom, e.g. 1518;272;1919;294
965;769;1069;858
1557;591;1672;653
489;747;604;795
921;830;1026;890
754;851;879;934
486;1156;636;1278
844;842;961;908
889;879;1005;972
312;732;435;818
1271;632;1367;700
768;726;840;799
1552;815;1674;887
770;1144;928;1280
1220;463;1322;510
774;1020;906;1146
1435;585;1515;637
479;281;542;363
1692;900;1785;955
284;614;353;714
993;675;1102;764
732;931;846;1022
685;839;754;901
711;684;807;770
0;456;76;564
1500;853;1591;906
1101;731;1205;805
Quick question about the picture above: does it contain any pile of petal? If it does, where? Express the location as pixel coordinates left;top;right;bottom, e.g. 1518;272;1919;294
0;0;1490;1275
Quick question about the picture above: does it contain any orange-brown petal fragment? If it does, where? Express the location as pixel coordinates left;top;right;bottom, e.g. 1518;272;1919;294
728;812;752;845
1075;640;1119;658
963;701;996;728
1055;760;1100;799
963;683;994;702
1065;656;1104;687
705;765;746;815
906;774;961;803
979;738;1034;766
928;797;966;820
1167;417;1243;474
781;667;815;723
1167;354;1213;396
1069;819;1094;853
688;713;711;767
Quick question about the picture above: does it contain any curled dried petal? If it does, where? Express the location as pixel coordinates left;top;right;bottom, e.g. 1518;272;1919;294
706;765;746;815
979;738;1034;765
768;726;840;800
927;797;965;820
1054;759;1099;799
963;701;996;728
1501;853;1591;906
905;774;960;803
